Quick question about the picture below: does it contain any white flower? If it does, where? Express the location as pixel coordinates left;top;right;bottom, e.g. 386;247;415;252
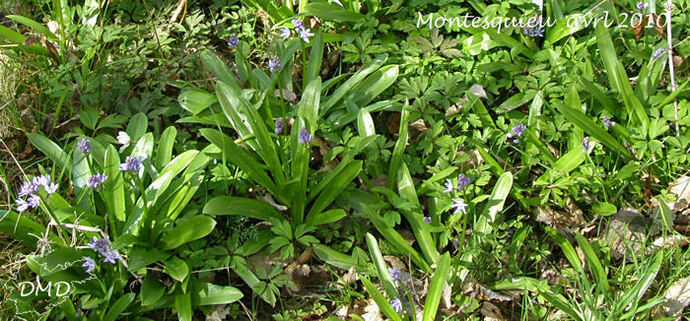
117;131;130;153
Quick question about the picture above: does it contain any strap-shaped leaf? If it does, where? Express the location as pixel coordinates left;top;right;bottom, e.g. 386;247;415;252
203;196;282;222
423;253;451;321
159;216;216;250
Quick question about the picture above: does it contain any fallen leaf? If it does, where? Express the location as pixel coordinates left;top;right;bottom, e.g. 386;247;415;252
667;175;690;212
469;84;487;99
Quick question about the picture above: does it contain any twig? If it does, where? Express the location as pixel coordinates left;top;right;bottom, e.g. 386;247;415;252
665;0;680;137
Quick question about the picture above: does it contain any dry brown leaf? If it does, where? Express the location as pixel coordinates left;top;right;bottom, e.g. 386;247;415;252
667;175;690;212
479;302;506;321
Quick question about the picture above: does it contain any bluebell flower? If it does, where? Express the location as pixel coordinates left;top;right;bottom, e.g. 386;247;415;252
18;181;39;198
86;173;107;189
388;268;401;282
457;174;471;191
423;216;432;224
296;26;314;43
653;47;665;58
120;156;143;172
82;256;95;273
523;17;545;38
443;179;453;193
291;19;304;29
268;56;282;73
298;128;312;144
636;2;649;10
450;198;468;215
102;249;120;264
227;33;240;48
27;195;40;209
602;116;616;128
275;117;285;134
32;175;50;187
15;198;29;213
279;27;291;40
87;237;111;256
507;124;526;144
44;182;58;195
582;136;594;153
390;298;403;313
77;139;91;154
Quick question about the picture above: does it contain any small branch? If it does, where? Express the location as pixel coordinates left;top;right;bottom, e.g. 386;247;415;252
665;0;680;137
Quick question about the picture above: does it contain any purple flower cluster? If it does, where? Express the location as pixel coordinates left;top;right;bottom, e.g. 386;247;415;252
275;117;285;134
268;56;281;73
82;256;96;273
582;136;594;153
636;2;649;10
450;198;468;215
457;174;471;191
291;19;314;43
120;156;143;172
298;127;312;144
279;27;291;40
523;17;545;38
602;116;616;128
16;175;57;213
388;268;401;282
77;138;91;154
390;298;403;313
653;47;665;59
443;179;453;193
227;33;240;48
506;124;526;144
86;173;107;189
86;237;120;264
423;216;432;224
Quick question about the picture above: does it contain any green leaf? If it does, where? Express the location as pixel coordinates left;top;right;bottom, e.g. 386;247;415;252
388;108;409;188
546;14;587;43
304;31;323;85
156;126;177;170
103;293;135;321
312;244;364;270
7;15;57;40
592;202;617;216
423;253;451;321
546;227;583;273
27;133;67;170
194;283;243;306
576;234;610;293
304;2;366;22
349;65;398;107
305;209;346;226
298;78;321;132
141;274;165;306
102;145;126;222
0;210;51;248
174;291;192;321
204;196;282;221
555;102;632;159
0;24;27;44
159;216;216;250
366;233;398;299
164;256;190;282
178;89;217;115
306;161;362;220
322;55;388;114
357;108;375;137
126;113;148;143
200;49;239;87
360;276;403;321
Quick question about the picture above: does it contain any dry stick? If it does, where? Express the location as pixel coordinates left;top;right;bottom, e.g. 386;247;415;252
665;0;680;137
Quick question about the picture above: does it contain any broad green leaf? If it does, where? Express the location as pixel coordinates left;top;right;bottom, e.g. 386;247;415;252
322;55;388;114
555;102;632;158
360;276;403;321
397;163;438;264
194;283;243;306
103;293;135;321
126;113;148;143
423;253;451;321
7;15;57;40
0;210;52;247
388;108;409;188
349;65;398;107
546;14;586;43
546;227;583;273
305;209;346;226
200;49;239;87
304;2;366;22
576;234;610;292
178;89;217;115
312;244;363;271
306;161;362;220
304;31;323;85
592;202;617;216
159;216;216;250
203;196;282;222
366;233;397;299
298;78;321;132
156;126;177;170
27;133;67;170
103;145;126;223
357;108;375;137
0;24;26;44
174;291;192;321
164;256;190;282
141;275;165;306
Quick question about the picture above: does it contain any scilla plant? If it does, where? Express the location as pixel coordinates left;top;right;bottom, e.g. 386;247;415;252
177;27;397;306
1;114;241;320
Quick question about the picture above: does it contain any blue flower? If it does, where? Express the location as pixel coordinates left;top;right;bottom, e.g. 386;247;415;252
32;175;50;187
507;124;526;144
27;195;40;209
86;173;107;189
44;182;58;195
636;2;649;10
653;47;665;58
388;268;401;282
523;17;545;38
450;198;468;215
87;237;111;256
268;56;282;73
582;136;594;153
279;27;291;40
120;156;143;172
18;181;39;198
77;139;91;154
227;33;240;48
602;116;616;128
275;117;285;134
102;249;120;264
298;128;312;145
457;174;471;191
296;26;314;43
82;256;95;273
15;198;29;213
390;298;403;313
423;216;432;224
291;19;304;29
443;179;453;193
